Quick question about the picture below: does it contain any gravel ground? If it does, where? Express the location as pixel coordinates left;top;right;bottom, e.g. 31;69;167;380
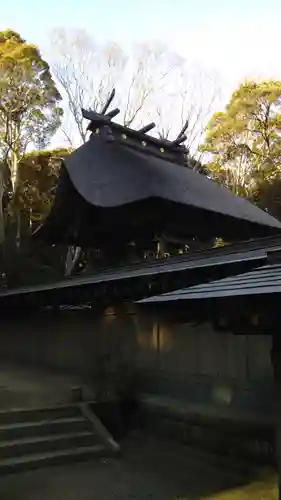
0;432;277;500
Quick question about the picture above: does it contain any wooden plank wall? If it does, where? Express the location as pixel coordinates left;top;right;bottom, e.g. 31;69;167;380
0;308;274;422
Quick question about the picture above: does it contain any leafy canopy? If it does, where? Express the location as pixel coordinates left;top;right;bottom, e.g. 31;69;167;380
200;80;281;197
0;29;63;167
17;147;71;227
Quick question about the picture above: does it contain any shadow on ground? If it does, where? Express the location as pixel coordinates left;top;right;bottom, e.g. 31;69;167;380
0;432;277;500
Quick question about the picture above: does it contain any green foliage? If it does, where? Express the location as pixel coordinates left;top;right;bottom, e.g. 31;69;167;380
0;237;66;288
0;29;62;161
17;147;71;228
252;175;281;221
200;80;281;201
0;28;63;249
0;147;71;288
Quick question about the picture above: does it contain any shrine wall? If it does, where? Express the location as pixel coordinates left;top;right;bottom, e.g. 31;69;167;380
0;308;274;423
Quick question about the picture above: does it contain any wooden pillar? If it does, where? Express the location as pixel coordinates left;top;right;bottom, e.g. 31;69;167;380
271;332;281;499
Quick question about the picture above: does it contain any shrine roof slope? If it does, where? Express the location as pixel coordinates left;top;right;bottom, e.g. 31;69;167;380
62;133;281;233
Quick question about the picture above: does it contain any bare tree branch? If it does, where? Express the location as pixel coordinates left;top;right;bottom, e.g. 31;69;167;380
50;28;126;146
151;60;221;154
50;31;188;141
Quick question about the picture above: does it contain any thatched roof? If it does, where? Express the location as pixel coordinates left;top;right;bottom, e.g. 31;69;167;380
65;135;281;229
37;118;281;245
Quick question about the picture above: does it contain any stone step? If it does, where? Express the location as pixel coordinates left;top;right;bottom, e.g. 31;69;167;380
0;404;120;473
0;444;108;474
0;430;100;458
0;416;91;441
0;405;80;426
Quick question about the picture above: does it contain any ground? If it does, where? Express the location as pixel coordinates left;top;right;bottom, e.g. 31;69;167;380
0;362;94;410
0;432;277;500
0;364;277;498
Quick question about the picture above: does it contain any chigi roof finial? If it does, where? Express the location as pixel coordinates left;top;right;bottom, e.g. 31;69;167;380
81;88;189;165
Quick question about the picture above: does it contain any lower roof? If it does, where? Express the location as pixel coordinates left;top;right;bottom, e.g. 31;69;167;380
138;263;281;303
1;235;281;307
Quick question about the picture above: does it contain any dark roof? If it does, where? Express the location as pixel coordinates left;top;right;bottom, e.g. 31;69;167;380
138;263;281;304
65;135;281;229
1;235;281;306
82;108;188;165
38;133;281;244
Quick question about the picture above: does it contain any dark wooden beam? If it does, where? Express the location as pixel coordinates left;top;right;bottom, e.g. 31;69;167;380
105;108;120;120
83;109;109;126
175;119;189;141
173;134;187;146
81;107;188;165
101;88;115;115
138;123;155;134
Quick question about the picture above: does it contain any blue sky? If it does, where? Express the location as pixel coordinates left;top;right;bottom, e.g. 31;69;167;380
1;0;279;40
2;0;280;147
2;0;256;42
1;0;281;84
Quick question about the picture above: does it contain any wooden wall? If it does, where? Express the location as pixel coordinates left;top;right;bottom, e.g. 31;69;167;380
0;307;274;423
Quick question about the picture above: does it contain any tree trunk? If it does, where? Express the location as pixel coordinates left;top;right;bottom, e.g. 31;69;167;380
156;237;167;259
0;167;5;245
65;246;81;277
10;138;21;249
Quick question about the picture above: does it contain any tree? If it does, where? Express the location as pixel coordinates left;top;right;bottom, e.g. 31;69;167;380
252;176;281;221
0;29;63;246
154;62;220;154
0;148;71;288
121;42;181;128
16;148;71;231
200;80;281;197
50;28;220;152
49;28;221;275
50;28;126;146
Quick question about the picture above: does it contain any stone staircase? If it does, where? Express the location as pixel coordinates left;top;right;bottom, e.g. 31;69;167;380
0;403;120;474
